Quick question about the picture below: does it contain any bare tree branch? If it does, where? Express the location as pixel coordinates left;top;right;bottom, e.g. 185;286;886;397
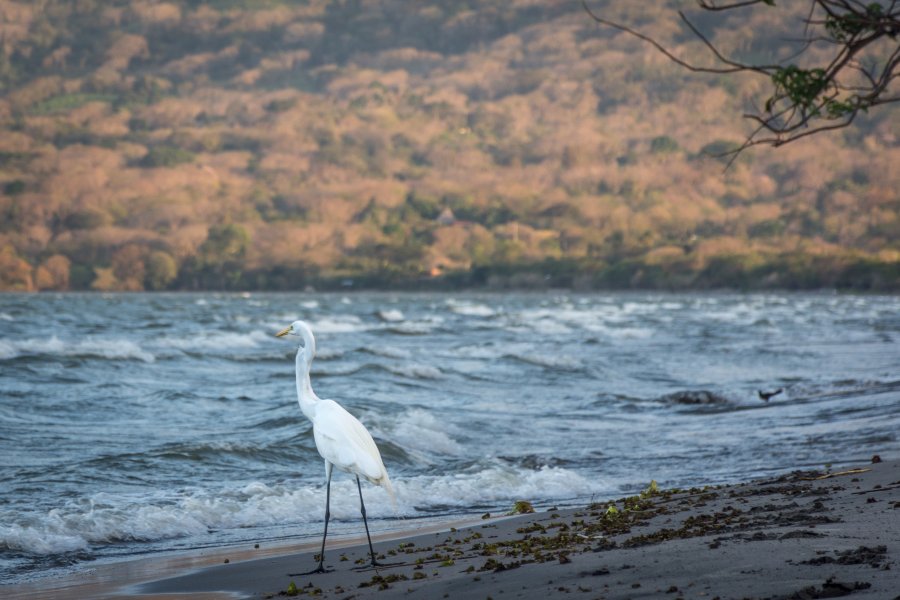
580;1;746;73
677;10;779;72
582;0;900;162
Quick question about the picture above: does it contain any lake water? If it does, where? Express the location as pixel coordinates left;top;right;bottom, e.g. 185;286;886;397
1;292;898;584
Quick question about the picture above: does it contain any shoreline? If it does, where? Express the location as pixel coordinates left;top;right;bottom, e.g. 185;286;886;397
1;514;496;600
5;459;898;599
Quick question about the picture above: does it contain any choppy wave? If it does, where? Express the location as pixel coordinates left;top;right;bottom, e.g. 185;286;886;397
396;465;599;510
506;352;583;372
310;315;374;334
359;345;412;359
385;364;443;379
0;465;597;556
0;337;154;363
311;362;442;380
386;409;463;458
312;348;345;360
386;322;435;335
154;330;268;354
515;307;654;338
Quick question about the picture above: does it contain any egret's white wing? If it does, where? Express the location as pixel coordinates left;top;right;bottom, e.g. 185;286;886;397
313;400;386;483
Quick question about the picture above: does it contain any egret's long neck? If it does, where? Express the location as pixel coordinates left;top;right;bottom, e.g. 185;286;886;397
295;328;318;419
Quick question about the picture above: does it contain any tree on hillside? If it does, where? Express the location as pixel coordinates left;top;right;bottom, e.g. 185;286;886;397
583;1;900;160
182;224;251;289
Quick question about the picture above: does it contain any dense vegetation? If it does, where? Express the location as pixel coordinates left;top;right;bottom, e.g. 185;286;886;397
0;0;897;291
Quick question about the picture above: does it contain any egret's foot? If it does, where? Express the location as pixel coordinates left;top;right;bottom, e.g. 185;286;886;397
289;563;332;576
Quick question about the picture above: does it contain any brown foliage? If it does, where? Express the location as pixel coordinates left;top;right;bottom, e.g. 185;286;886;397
34;254;70;290
0;0;896;290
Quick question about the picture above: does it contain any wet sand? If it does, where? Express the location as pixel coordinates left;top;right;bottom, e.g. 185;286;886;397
6;459;899;599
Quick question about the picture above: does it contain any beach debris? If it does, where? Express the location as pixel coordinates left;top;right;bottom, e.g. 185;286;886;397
223;558;229;564
359;573;409;590
480;558;521;572
508;500;535;515
787;577;871;598
284;581;299;596
800;545;887;568
481;512;491;519
640;480;659;499
779;530;825;539
801;468;870;481
871;454;882;463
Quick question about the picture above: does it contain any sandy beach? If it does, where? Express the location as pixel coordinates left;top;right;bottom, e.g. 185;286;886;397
5;457;897;600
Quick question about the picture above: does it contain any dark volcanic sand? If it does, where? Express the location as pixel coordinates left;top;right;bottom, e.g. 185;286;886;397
132;459;900;600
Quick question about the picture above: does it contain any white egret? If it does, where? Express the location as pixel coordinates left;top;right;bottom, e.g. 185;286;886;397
276;320;395;573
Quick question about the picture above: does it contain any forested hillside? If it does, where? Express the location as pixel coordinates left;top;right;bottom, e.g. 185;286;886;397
0;0;898;291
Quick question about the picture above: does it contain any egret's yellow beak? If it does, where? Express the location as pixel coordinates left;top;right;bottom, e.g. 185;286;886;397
275;326;292;338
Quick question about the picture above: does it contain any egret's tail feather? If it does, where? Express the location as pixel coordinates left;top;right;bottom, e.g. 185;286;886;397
381;472;398;512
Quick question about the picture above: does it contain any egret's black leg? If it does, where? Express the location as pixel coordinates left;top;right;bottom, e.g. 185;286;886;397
357;476;381;567
290;464;333;575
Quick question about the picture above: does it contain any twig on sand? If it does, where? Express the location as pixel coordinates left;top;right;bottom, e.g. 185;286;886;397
801;468;870;481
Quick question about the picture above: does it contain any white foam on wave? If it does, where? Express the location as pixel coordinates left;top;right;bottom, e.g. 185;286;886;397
387;322;435;335
447;300;496;317
447;342;585;371
154;330;268;354
0;495;209;555
385;364;443;380
395;464;600;510
514;307;654;339
0;483;335;556
0;312;13;321
314;348;345;360
376;309;404;322
387;409;462;457
448;344;505;360
361;345;411;359
0;465;599;555
496;342;583;371
1;523;89;554
0;340;17;360
508;352;583;371
310;315;373;334
592;324;654;340
0;336;155;362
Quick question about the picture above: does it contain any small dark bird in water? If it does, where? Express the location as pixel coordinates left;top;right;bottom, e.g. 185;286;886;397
758;388;783;402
